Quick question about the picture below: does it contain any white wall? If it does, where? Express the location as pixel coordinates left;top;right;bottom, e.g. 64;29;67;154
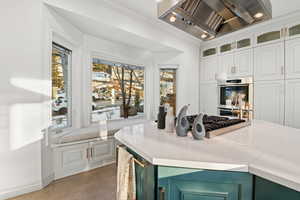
0;0;45;199
0;0;201;198
41;5;85;189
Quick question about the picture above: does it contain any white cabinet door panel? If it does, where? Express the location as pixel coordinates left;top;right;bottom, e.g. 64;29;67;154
285;38;300;79
90;139;115;168
54;143;89;179
219;53;235;77
285;79;300;129
254;42;284;81
254;81;284;125
200;83;218;115
201;57;218;83
235;49;253;77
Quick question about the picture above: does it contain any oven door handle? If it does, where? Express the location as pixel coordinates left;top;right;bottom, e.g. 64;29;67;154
218;84;250;87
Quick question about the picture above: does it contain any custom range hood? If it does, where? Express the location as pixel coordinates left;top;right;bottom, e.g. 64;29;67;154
158;0;272;40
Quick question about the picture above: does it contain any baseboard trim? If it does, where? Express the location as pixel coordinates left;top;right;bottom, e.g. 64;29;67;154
0;181;42;200
42;173;55;188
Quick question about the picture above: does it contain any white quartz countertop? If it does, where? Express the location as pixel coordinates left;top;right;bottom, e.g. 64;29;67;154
115;120;300;192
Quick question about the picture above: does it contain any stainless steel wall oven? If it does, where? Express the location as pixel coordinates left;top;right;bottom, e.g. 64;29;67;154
218;77;253;119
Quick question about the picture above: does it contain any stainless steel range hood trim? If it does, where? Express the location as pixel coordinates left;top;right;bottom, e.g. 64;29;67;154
158;0;185;19
158;0;272;41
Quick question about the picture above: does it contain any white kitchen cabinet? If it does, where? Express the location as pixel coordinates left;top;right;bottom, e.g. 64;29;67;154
218;53;234;76
89;139;115;169
285;79;300;129
287;23;300;40
285;38;300;79
201;56;218;83
254;42;284;81
53;138;116;180
54;143;89;179
218;49;253;78
234;49;253;77
254;27;284;46
254;81;284;125
200;83;218;115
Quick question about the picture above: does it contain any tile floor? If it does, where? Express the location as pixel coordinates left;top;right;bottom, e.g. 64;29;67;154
8;164;116;200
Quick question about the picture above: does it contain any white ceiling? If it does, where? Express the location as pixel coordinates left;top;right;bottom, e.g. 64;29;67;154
50;5;179;52
49;0;300;52
109;0;300;19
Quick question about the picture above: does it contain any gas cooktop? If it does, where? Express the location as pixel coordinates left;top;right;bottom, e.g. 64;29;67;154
186;115;248;138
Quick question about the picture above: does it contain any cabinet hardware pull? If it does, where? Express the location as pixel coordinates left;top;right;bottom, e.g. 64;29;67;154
91;147;93;158
159;187;165;200
281;66;285;75
86;148;89;160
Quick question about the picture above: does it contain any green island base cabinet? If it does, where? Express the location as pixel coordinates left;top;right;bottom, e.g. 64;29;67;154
158;167;252;200
130;152;300;200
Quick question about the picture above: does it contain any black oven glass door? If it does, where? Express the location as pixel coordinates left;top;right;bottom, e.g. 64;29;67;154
220;85;249;106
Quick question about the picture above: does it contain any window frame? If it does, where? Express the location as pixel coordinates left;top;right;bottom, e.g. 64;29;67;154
89;54;146;124
51;42;73;130
158;65;178;114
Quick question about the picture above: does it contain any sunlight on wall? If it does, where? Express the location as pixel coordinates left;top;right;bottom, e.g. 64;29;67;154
10;78;51;97
8;78;51;150
9;103;45;150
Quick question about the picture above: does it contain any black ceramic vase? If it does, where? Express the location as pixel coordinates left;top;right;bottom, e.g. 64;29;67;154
157;105;166;129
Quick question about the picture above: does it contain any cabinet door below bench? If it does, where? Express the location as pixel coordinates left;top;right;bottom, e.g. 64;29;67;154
158;166;253;200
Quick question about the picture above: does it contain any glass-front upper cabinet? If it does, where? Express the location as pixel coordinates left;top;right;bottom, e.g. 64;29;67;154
287;23;300;39
237;38;251;49
255;26;283;46
202;47;217;57
220;42;235;54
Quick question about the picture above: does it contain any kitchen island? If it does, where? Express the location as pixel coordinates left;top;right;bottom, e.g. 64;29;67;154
115;120;300;200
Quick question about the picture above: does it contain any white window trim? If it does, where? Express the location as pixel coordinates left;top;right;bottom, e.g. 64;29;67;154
155;64;179;117
48;32;80;134
85;51;147;127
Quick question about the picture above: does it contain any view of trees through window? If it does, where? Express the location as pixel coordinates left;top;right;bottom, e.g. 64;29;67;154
91;58;144;121
160;69;177;114
51;43;72;128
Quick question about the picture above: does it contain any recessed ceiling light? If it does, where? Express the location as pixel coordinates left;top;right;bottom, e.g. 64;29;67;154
201;34;207;39
169;15;176;23
254;12;264;19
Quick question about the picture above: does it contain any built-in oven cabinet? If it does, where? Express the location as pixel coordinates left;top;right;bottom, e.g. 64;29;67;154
200;56;218;83
254;80;285;125
285;79;300;129
218;53;235;76
218;49;253;78
285;38;300;79
200;83;218;115
253;41;285;81
234;49;253;77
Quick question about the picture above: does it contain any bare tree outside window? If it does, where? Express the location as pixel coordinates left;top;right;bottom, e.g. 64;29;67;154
91;59;144;121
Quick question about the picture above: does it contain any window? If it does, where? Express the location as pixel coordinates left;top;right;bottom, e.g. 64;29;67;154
51;43;72;128
160;69;176;114
91;58;144;121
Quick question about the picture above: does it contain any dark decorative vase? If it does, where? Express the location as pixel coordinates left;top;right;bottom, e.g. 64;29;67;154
157;105;167;129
